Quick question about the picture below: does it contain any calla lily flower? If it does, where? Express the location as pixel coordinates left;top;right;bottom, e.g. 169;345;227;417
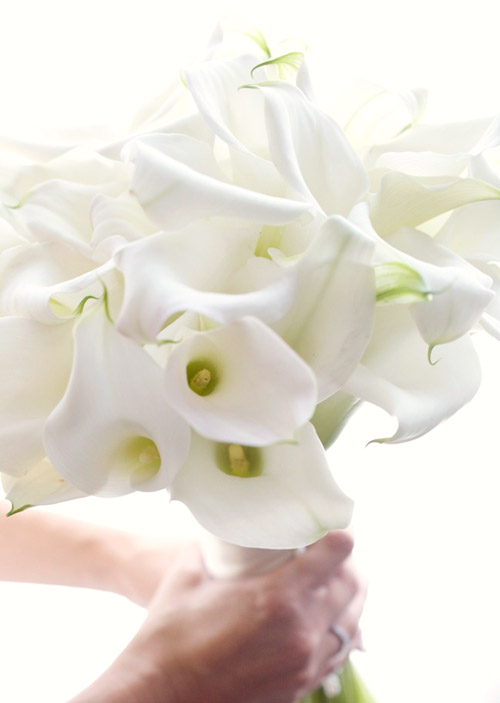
170;423;353;549
164;316;317;445
44;305;190;497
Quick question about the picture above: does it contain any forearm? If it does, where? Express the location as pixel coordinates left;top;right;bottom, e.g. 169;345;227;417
0;500;162;600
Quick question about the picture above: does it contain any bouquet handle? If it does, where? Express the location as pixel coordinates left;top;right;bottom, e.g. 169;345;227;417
201;531;297;578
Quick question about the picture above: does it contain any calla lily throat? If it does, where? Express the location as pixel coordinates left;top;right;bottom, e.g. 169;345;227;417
187;359;219;396
216;443;263;478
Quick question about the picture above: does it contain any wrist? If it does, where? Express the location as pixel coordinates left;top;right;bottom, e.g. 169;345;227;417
83;529;164;605
67;638;178;703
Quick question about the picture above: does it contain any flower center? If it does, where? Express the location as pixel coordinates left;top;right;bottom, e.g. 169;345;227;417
190;368;211;391
115;435;161;486
228;444;251;476
187;359;218;396
138;443;161;465
215;443;262;478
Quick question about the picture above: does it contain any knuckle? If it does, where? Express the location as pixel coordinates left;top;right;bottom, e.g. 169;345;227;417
266;588;304;624
254;587;301;627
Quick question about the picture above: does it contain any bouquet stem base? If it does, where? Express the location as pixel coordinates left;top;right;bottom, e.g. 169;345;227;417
300;661;375;703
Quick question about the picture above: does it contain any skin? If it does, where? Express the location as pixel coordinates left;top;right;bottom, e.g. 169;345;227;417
0;501;366;703
0;500;178;606
70;532;365;703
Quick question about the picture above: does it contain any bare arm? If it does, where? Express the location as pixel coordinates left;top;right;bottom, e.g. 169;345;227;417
0;500;184;605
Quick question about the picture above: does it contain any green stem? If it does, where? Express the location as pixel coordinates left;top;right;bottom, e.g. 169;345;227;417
300;660;376;703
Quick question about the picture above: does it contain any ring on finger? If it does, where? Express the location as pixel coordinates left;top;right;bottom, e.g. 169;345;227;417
328;624;351;660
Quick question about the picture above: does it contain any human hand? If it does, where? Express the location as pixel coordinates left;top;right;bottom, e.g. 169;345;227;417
70;530;366;703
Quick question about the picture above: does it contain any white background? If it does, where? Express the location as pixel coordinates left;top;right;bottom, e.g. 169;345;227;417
1;1;500;701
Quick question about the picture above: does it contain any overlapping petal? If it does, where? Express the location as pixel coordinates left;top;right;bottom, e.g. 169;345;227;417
277;215;375;400
184;54;264;153
254;82;369;214
126;135;311;229
115;220;298;342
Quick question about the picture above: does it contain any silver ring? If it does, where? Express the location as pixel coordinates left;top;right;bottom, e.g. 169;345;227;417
328;624;350;659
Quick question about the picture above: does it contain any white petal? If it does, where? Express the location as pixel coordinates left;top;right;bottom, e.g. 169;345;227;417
2;458;86;513
115;222;297;342
44;306;190;497
468;153;500;189
0;318;73;476
0;217;25;253
387;228;493;345
127;137;311;229
366;117;491;166
171;424;353;549
374;150;469;178
338;83;428;150
90;191;157;261
343;306;481;443
436;199;500;263
371;172;500;237
311;391;361;449
352;203;494;344
470;114;500;155
0;240;113;323
279;216;375;400
184;54;261;153
3;146;131;205
164;317;317;445
257;82;369;215
0;135;75;166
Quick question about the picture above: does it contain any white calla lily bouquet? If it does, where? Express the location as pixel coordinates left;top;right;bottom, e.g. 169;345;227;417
2;25;500;702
